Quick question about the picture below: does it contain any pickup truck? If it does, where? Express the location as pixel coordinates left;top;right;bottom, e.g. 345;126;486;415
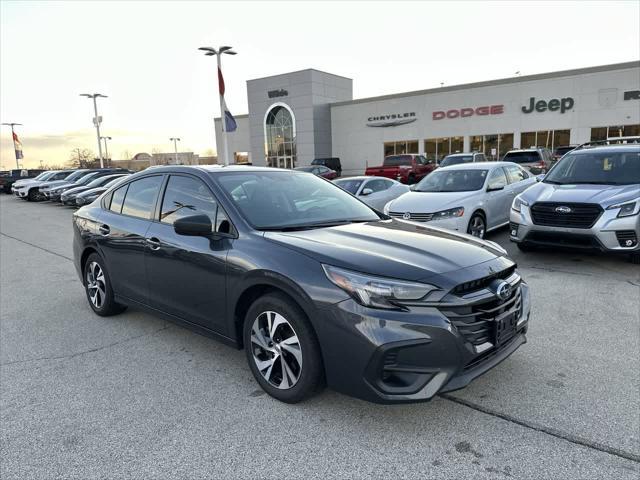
364;154;436;184
0;169;46;193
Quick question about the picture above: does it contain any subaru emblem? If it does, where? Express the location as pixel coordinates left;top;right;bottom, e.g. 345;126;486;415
495;281;512;301
555;206;572;214
402;212;411;220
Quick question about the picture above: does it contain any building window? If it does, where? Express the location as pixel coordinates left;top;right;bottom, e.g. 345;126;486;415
264;104;296;169
423;137;463;161
520;130;570;150
470;133;513;160
383;140;419;157
591;124;640;141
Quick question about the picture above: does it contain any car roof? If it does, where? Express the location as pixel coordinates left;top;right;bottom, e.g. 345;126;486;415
444;153;476;157
571;144;640;154
505;149;540;153
437;161;515;171
335;176;393;181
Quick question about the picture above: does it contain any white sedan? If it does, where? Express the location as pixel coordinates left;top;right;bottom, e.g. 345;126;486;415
383;162;537;238
334;176;410;210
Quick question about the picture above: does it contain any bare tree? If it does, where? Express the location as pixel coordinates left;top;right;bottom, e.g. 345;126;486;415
69;148;98;168
120;149;132;160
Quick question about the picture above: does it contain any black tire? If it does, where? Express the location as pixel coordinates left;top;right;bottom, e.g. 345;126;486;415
27;188;41;202
83;253;127;316
467;212;486;239
407;174;416;185
630;252;640;265
243;292;325;403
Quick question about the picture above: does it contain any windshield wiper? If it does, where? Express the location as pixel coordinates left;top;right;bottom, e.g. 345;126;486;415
259;219;372;232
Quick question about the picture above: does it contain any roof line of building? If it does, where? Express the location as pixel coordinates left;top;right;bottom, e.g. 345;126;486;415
330;60;640;107
247;68;353;83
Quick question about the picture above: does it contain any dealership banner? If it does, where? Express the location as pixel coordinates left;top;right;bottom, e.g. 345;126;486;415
12;131;23;159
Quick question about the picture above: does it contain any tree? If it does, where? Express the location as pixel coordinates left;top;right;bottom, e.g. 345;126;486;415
120;150;132;160
69;148;98;168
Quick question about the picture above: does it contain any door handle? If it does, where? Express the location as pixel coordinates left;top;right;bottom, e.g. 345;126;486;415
99;224;110;236
146;237;161;251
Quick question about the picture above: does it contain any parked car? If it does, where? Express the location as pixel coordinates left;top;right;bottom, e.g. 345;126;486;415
0;168;46;193
502;148;553;175
75;175;131;206
47;169;131;202
439;152;488;168
510;139;640;263
333;176;409;210
61;174;130;205
383;162;537;238
552;145;577;163
365;154;436;184
73;165;530;404
40;169;92;199
12;170;75;201
311;157;342;177
294;165;338;180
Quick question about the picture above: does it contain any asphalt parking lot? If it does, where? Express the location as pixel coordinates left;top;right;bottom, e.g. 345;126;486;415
1;193;638;479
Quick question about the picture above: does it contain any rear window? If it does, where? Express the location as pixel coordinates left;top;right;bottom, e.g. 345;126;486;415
503;151;541;164
383;155;412;166
334;179;363;194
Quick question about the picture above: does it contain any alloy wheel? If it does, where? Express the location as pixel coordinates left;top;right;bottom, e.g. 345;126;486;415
250;311;303;389
86;261;106;309
469;216;485;238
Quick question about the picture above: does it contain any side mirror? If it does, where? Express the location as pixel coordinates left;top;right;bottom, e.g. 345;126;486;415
360;188;373;196
174;214;212;236
487;184;505;192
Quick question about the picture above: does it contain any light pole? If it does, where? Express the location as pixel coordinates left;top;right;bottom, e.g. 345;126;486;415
198;45;236;166
169;137;181;164
80;93;108;168
100;136;112;165
2;122;23;168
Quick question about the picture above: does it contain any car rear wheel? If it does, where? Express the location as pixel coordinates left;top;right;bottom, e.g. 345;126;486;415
467;213;486;239
83;253;127;316
244;292;324;403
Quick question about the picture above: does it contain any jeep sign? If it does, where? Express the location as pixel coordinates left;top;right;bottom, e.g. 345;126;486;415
522;97;574;114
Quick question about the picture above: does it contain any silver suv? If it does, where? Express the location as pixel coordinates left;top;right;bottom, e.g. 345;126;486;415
502;148;553;175
510;138;640;263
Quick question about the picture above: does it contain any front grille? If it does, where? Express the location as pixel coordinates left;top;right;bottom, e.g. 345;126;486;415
616;230;638;247
441;285;522;347
451;265;516;296
526;231;600;249
530;202;602;229
389;211;434;222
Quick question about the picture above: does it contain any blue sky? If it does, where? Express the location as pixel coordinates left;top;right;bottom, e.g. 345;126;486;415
1;0;639;167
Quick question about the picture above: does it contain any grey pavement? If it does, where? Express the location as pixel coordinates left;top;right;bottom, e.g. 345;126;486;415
1;194;638;479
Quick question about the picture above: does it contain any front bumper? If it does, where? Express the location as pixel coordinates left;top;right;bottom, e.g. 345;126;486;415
314;275;530;404
510;204;640;253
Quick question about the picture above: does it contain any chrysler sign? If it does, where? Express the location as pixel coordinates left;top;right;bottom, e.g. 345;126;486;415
367;112;417;127
432;105;504;120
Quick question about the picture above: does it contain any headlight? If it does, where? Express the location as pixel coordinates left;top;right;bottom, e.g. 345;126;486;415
323;264;438;309
512;195;529;213
383;201;392;215
432;206;464;219
607;199;639;218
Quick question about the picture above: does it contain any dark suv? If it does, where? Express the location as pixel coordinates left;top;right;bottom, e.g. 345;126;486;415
311;157;341;177
73;166;530;404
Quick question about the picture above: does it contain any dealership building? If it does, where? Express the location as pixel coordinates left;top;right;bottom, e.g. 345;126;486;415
215;61;640;175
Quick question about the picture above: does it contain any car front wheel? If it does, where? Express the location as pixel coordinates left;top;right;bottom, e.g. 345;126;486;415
244;293;324;403
467;213;486;239
83;253;127;316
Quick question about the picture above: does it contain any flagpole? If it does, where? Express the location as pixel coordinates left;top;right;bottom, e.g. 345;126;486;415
216;54;230;166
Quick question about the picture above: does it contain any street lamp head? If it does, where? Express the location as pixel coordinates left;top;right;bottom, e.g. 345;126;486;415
224;50;237;55
199;47;218;55
80;93;92;98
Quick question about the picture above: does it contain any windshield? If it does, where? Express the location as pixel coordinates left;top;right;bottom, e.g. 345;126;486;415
32;172;49;180
383;155;412;166
334;179;363;194
414;169;488;192
104;175;128;187
86;175;121;188
440;155;472;167
75;172;101;186
503;151;540;164
63;170;88;182
216;171;380;230
544;151;640;185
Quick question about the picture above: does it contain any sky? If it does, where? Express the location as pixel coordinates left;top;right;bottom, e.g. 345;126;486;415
1;0;639;168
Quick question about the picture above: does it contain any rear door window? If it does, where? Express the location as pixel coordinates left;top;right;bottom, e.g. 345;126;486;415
109;184;128;213
120;176;163;219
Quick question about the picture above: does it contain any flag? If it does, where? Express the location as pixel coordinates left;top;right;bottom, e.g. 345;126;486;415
12;132;24;160
218;66;237;132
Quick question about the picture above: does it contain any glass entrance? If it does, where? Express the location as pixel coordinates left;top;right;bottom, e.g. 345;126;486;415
265;104;296;169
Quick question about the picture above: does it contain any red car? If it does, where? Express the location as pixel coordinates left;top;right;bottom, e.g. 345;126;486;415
294;165;338;180
365;154;436;184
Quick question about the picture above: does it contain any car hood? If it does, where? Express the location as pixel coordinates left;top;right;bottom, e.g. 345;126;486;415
264;219;508;282
388;191;480;213
77;187;106;197
40;180;70;190
521;182;639;207
13;179;43;188
62;185;91;196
